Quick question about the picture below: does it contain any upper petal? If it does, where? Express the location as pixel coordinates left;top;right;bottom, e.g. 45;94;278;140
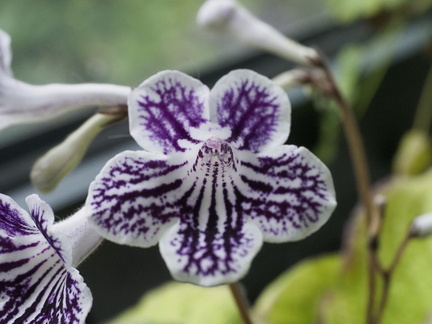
86;150;191;247
0;194;91;324
128;70;211;154
209;69;290;153
237;145;336;242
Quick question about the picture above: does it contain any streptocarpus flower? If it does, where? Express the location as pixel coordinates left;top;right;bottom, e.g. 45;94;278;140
0;29;130;131
86;70;336;286
0;194;101;323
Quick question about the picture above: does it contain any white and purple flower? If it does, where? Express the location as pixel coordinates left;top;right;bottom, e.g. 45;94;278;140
86;70;336;286
0;194;100;323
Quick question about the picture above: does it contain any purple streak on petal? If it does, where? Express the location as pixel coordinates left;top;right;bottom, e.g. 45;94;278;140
159;140;262;286
0;200;35;237
87;151;190;247
161;221;261;286
237;145;336;242
129;71;210;154
210;70;290;153
0;194;91;324
30;203;66;263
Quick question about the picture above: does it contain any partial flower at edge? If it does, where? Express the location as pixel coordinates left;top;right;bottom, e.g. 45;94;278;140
0;193;102;323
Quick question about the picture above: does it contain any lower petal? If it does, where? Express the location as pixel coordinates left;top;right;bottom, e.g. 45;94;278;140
159;220;263;287
238;145;336;243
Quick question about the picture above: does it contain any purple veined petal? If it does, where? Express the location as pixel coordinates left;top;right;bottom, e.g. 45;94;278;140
157;138;263;286
209;69;291;153
128;70;211;155
0;194;91;324
86;150;193;247
159;220;262;287
237;145;336;243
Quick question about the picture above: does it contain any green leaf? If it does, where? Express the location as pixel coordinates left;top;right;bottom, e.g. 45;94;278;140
323;169;432;324
253;254;340;324
253;169;432;324
103;282;243;324
325;0;432;22
392;130;432;175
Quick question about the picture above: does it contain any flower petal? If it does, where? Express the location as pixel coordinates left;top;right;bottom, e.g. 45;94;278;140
128;70;210;154
86;150;190;247
209;69;290;153
0;194;91;324
238;145;336;242
159;220;262;287
158;140;263;286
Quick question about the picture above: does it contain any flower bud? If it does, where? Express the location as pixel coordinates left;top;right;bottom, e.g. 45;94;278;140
410;213;432;238
197;0;319;66
0;29;130;131
31;111;126;193
393;130;431;176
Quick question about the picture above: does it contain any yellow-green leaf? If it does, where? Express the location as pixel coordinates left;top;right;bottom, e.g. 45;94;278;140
103;282;242;324
253;254;340;324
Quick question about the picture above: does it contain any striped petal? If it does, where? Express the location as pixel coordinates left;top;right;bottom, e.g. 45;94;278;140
86;150;192;247
159;138;264;286
128;70;210;155
238;145;336;242
0;194;91;324
209;70;291;153
160;220;262;287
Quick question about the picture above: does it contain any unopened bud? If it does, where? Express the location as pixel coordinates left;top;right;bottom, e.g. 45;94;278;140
410;213;432;238
272;69;310;90
197;0;318;66
393;130;431;176
31;111;125;193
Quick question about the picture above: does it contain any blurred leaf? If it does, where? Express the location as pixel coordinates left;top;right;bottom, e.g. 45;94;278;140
393;130;432;175
103;282;242;324
313;22;401;163
253;254;340;324
325;0;432;22
323;169;432;324
253;169;432;324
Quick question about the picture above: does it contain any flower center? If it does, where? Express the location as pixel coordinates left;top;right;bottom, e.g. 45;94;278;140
202;136;234;166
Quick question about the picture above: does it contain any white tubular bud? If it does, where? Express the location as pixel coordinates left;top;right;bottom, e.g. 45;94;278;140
197;0;319;66
272;69;309;90
410;213;432;238
0;28;131;131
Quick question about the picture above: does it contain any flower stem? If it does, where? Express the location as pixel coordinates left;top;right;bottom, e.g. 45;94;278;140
311;53;375;323
370;231;411;324
229;283;253;324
